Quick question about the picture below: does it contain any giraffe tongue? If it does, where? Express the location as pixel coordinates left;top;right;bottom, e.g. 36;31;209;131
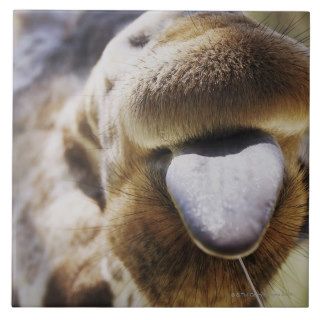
165;131;284;259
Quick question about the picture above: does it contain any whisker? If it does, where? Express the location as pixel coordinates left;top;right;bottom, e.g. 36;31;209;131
239;258;264;307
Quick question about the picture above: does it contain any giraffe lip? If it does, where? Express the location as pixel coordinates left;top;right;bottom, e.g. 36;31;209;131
165;130;284;259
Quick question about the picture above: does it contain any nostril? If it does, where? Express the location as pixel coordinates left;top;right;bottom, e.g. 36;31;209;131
129;33;150;48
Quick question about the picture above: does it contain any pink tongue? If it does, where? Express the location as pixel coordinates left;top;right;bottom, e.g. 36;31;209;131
166;132;284;259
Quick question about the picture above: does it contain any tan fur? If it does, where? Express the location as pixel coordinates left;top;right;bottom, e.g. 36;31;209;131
13;11;309;307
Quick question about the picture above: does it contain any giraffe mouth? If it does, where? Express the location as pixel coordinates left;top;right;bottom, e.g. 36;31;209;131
165;130;284;259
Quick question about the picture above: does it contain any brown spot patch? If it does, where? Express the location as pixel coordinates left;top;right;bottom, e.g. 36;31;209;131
77;111;101;149
63;129;105;210
127;293;133;306
44;268;114;307
105;78;114;92
111;268;123;282
70;226;100;246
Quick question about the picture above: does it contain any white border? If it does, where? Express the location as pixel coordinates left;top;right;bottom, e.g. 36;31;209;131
1;0;320;319
0;0;316;11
